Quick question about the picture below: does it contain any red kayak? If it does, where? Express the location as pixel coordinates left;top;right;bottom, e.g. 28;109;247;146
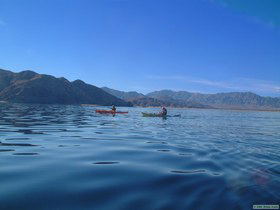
95;110;128;114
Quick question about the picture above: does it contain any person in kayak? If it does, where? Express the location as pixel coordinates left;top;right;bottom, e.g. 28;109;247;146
112;105;116;112
160;107;167;116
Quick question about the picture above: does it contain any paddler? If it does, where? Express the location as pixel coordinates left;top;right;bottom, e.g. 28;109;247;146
160;106;167;116
112;105;116;112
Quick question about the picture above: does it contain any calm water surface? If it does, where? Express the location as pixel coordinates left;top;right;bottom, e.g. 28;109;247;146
0;104;279;210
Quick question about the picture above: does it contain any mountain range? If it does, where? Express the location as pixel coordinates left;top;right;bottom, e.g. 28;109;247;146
146;90;280;110
101;87;212;108
1;69;280;110
0;69;131;106
102;87;280;110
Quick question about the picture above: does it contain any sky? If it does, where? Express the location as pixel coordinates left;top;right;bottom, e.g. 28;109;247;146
0;0;279;96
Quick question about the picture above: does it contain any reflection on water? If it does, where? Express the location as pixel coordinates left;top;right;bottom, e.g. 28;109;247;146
0;103;279;209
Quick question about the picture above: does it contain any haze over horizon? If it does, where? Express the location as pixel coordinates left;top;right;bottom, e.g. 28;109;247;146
1;0;279;96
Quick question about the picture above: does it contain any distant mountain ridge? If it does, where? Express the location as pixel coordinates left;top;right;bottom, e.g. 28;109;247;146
102;87;280;110
102;87;145;100
0;69;131;106
147;90;280;110
127;97;212;108
102;87;211;108
1;69;279;110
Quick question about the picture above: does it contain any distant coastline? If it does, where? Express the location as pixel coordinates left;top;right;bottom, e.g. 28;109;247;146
1;68;280;111
102;87;280;111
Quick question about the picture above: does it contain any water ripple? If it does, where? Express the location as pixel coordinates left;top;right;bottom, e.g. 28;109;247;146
0;104;279;209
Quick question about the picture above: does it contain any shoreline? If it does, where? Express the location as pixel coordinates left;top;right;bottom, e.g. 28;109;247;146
132;105;280;112
1;102;279;112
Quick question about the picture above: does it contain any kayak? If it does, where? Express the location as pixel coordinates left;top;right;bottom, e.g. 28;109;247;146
96;110;128;114
142;112;181;117
142;112;163;117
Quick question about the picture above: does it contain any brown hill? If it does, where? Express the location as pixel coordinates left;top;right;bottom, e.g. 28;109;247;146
0;69;131;106
147;90;280;110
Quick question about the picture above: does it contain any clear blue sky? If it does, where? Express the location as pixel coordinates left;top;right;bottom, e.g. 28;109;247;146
0;0;279;96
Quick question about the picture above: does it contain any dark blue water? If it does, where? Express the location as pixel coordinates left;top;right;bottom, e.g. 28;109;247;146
0;103;279;210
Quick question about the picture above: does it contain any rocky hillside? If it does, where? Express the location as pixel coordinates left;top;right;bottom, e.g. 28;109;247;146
2;69;279;110
147;90;280;110
102;87;212;108
102;87;145;100
0;69;131;106
127;97;212;108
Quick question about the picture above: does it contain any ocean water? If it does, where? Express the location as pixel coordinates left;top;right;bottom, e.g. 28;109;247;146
0;103;279;210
